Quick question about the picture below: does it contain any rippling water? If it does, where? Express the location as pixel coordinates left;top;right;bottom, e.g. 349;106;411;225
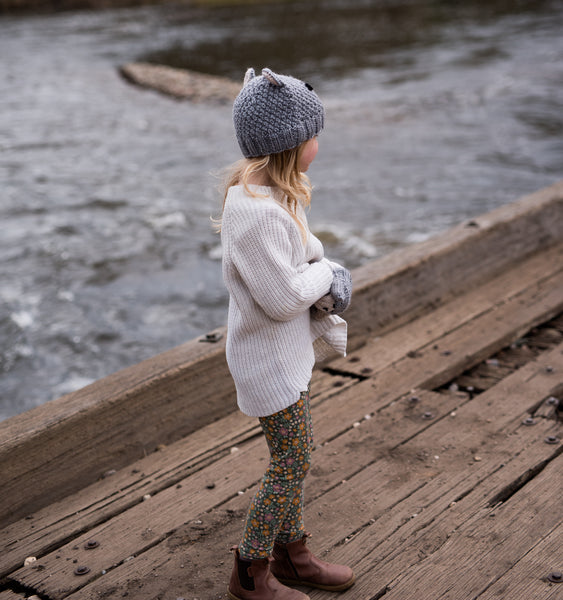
1;0;562;419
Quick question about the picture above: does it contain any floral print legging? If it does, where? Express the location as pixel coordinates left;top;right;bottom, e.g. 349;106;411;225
238;388;313;560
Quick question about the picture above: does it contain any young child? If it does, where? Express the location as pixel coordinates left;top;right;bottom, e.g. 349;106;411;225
220;67;355;600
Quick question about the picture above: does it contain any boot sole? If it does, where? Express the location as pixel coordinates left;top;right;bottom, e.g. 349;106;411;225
275;574;356;592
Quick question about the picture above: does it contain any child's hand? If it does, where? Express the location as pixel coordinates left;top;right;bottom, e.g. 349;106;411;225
312;293;335;318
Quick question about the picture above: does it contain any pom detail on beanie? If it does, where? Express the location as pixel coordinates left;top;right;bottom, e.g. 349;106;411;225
233;67;324;158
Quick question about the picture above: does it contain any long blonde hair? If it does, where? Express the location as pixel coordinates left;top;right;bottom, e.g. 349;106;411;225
216;143;312;240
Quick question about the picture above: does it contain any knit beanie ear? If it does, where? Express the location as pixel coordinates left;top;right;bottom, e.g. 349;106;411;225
233;67;325;158
243;67;256;86
261;68;283;87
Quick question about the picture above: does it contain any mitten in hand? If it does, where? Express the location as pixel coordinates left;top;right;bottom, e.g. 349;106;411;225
330;267;352;314
312;267;352;316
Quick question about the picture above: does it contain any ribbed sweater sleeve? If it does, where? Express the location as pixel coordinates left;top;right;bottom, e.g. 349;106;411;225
231;208;333;321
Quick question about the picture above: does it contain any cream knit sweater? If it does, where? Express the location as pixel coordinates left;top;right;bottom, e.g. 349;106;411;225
221;184;347;417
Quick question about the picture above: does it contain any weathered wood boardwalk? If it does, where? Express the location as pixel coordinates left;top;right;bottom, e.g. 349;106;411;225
1;183;562;600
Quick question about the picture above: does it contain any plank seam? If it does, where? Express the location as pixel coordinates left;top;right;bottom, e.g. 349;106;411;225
321;366;370;381
487;445;563;508
434;313;563;402
1;580;46;600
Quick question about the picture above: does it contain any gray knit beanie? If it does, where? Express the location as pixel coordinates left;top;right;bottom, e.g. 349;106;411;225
233;67;325;158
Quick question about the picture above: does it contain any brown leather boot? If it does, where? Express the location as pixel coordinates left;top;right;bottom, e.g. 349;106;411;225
271;534;355;592
228;547;311;600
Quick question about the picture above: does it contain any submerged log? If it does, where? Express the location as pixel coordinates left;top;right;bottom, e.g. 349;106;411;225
119;62;241;103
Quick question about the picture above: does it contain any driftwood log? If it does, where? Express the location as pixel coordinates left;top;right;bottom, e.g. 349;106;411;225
120;62;241;103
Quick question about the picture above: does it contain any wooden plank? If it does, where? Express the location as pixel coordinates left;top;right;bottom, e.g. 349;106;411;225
2;386;451;597
2;383;404;598
15;340;562;599
0;408;255;579
64;507;246;600
25;262;556;574
8;442;267;597
53;323;562;600
332;241;563;378
5;263;561;593
306;343;563;567
37;258;563;580
1;184;561;527
365;272;561;396
374;455;563;600
476;522;563;600
308;436;562;600
315;280;563;446
0;371;355;579
64;426;558;600
67;345;563;600
305;353;563;599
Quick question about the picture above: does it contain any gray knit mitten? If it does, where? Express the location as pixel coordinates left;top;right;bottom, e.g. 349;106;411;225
330;267;352;313
313;267;352;316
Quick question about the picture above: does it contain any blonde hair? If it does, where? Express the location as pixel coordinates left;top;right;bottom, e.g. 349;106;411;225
215;143;312;241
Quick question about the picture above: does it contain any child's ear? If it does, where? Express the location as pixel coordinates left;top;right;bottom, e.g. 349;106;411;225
243;67;256;86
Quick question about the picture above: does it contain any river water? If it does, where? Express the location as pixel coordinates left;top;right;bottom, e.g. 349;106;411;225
1;0;562;419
